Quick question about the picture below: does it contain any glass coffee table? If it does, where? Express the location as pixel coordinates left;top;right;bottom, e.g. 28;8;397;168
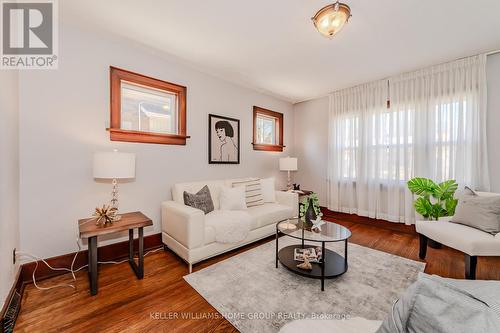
275;218;352;291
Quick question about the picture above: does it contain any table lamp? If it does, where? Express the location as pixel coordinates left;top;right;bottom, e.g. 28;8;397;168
279;157;297;191
93;150;136;216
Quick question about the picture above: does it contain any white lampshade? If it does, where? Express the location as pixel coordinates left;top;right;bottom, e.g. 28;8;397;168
279;157;298;171
93;151;136;179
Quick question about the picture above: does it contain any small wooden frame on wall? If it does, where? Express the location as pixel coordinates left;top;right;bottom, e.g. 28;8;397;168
108;66;190;145
252;106;285;152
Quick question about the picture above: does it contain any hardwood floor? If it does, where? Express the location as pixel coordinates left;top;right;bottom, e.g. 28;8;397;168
15;215;500;332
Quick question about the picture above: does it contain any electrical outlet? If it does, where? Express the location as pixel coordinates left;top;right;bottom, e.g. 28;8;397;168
13;248;16;265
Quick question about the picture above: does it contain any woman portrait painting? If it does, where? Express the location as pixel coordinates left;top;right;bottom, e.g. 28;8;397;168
209;114;240;164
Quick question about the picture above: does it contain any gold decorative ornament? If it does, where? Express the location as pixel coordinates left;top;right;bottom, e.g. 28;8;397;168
92;204;118;226
297;254;313;270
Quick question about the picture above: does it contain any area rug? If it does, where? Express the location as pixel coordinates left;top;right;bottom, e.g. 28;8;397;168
184;237;425;333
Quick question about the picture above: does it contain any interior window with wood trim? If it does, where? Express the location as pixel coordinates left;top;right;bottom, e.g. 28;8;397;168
252;106;284;152
109;67;189;145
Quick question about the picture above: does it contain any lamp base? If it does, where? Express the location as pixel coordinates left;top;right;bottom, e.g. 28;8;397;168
286;170;292;191
110;178;121;221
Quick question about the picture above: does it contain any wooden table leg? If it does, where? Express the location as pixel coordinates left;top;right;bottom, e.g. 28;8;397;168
88;236;98;296
128;227;145;279
129;229;134;261
138;227;144;279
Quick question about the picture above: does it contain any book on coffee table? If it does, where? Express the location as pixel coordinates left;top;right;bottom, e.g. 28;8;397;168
294;248;321;263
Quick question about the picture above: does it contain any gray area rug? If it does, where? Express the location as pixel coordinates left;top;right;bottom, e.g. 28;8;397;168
184;237;425;333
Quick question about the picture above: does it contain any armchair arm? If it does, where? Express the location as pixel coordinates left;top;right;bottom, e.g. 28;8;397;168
276;191;299;217
161;201;205;249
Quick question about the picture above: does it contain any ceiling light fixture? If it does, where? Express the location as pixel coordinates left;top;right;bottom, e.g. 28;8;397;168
312;1;352;38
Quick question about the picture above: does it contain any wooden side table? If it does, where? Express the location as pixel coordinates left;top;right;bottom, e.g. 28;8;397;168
78;211;153;296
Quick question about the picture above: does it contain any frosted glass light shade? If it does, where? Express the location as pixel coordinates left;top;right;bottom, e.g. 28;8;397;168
312;2;351;38
279;157;298;171
93;151;136;179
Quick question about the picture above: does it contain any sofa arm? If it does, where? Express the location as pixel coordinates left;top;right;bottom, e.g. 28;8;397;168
276;191;299;217
438;216;453;222
161;201;205;249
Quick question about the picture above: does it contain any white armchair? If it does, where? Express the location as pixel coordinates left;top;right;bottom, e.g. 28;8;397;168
416;193;500;279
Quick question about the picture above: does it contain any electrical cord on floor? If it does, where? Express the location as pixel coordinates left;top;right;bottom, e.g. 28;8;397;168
16;239;163;291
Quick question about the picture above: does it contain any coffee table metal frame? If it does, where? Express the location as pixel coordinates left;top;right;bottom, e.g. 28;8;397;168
275;219;351;291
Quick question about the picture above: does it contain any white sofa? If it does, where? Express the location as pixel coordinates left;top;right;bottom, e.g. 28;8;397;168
161;178;298;273
416;191;500;279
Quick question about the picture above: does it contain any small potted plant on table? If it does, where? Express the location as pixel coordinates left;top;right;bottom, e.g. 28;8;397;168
299;193;323;230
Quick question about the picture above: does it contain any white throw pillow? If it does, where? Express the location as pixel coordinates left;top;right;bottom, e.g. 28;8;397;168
260;177;276;203
219;186;247;210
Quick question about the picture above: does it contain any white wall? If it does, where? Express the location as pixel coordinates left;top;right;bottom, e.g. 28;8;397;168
293;53;500;207
18;23;294;259
0;70;20;308
293;96;329;206
486;53;500;192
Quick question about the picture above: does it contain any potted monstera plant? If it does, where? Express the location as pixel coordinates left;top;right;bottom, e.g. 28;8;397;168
407;177;459;248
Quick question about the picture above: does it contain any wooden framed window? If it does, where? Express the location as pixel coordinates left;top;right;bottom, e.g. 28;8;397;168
108;66;189;145
252;106;284;152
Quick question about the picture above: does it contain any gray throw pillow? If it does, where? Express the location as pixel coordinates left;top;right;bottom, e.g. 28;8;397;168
451;187;500;235
183;185;214;214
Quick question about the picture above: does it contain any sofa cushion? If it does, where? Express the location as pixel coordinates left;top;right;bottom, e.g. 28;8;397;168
260;177;276;203
452;188;500;235
247;203;294;228
183;185;214;214
219;186;247;210
231;178;264;207
172;180;225;210
416;220;500;256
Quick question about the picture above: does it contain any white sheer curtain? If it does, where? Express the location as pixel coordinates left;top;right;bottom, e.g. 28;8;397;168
327;54;489;224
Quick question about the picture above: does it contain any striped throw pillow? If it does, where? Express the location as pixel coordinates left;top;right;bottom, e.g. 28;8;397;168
232;179;264;207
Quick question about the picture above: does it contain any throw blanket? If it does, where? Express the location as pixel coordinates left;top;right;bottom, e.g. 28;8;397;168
205;210;252;243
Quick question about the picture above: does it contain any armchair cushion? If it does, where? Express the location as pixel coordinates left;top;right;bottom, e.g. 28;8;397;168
452;189;500;235
416;219;500;256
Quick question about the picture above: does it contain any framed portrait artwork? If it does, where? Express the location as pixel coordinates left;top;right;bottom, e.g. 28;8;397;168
208;114;240;164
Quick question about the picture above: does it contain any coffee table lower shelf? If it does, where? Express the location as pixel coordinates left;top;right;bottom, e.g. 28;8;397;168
277;245;348;289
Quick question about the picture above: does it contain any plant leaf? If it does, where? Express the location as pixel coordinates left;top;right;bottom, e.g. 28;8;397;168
445;198;458;216
414;197;432;218
434;180;458;200
407;178;437;197
431;203;447;220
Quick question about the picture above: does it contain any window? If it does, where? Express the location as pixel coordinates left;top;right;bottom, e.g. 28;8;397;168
252;106;284;152
338;101;468;183
109;67;189;145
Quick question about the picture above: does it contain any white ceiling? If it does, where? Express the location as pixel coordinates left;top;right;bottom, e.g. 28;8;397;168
63;0;500;103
